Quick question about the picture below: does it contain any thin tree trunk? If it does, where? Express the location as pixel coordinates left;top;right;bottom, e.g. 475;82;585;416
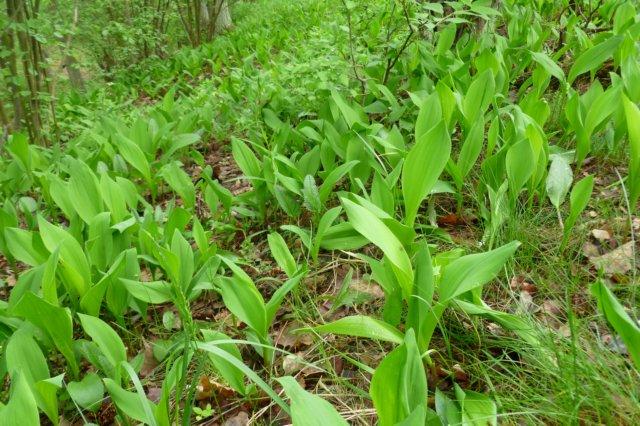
214;0;232;35
0;98;9;142
61;2;85;91
14;0;43;143
0;3;24;131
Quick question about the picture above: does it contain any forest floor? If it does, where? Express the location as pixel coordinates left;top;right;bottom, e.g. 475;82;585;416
1;0;639;425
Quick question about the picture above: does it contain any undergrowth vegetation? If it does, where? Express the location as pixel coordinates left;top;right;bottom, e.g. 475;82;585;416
0;0;639;424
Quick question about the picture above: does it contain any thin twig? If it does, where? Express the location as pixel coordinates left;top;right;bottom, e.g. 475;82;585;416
340;0;367;96
382;0;414;86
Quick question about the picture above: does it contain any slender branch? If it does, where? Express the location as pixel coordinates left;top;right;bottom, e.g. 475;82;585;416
340;0;367;96
382;0;414;86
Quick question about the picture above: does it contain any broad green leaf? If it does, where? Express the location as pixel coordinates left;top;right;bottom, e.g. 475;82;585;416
318;222;368;250
78;313;127;372
506;139;536;196
319;160;359;203
370;330;427;426
568;36;623;83
463;69;495;124
41;249;60;306
277;376;348;426
267;232;297;278
6;328;60;424
122;362;160;426
312;206;342;261
312;315;404;344
37;216;91;297
622;55;640;102
455;300;540;346
104;378;155;425
6;328;49;384
415;92;442;138
159;162;195;209
457;118;485;178
302;174;322;213
163;133;200;159
561;175;594;249
115;134;151;182
49;176;76;219
4;228;49;266
87;212;113;271
68;159;103;223
331;90;364;128
81;250;128;315
435;389;461;425
455;384;497;426
402;121;451;226
196;341;289;414
439;241;520;302
342;198;413;297
266;273;304;325
201;330;246;394
435;23;457;55
3;372;40;426
407;242;434;351
546;155;573;209
281;224;312;249
12;292;78;376
170;230;194;289
591;280;640;369
231;138;261;179
122;279;172;304
396;405;428;426
584;87;620;139
622;95;640;209
215;262;267;339
67;373;104;412
35;376;64;426
100;173;128;222
530;51;565;83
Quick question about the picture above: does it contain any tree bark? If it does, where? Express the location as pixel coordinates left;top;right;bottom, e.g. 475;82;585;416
214;0;232;34
2;0;25;130
61;2;85;91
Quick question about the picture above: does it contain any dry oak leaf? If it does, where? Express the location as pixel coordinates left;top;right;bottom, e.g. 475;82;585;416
196;376;236;402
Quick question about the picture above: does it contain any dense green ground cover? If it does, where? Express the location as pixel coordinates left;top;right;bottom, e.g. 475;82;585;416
0;0;639;424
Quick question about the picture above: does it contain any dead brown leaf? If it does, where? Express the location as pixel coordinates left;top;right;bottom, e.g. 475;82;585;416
5;275;16;287
223;411;250;426
452;364;468;382
582;241;601;258
540;300;563;317
437;213;477;227
147;387;162;403
196;376;236;402
140;268;153;282
282;352;323;376
537;299;565;331
518;291;536;313
349;278;385;299
510;275;537;294
273;322;314;349
589;241;636;276
590;229;611;243
139;341;159;378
